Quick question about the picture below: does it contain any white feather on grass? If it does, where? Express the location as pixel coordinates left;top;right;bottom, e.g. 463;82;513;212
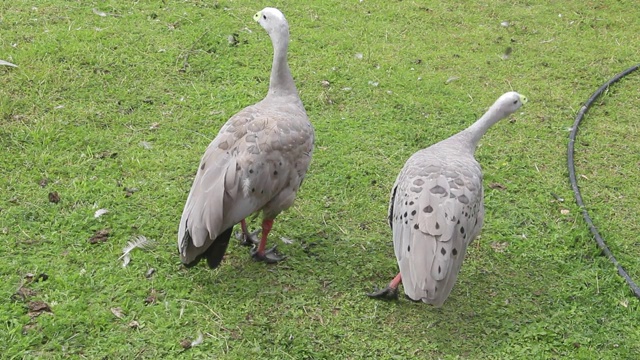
0;60;18;67
191;333;204;347
180;332;204;350
119;235;155;267
94;208;109;218
280;237;294;245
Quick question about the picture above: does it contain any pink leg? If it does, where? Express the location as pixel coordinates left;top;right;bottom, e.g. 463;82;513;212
256;219;273;256
241;219;249;236
388;273;402;290
250;219;284;263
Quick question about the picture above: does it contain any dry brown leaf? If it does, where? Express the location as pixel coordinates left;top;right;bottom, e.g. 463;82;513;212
124;187;139;197
48;191;60;203
24;273;48;282
180;333;203;349
27;300;52;317
13;287;37;301
22;322;39;335
489;183;507;190
110;307;125;319
89;229;111;244
144;289;158;305
129;320;140;329
95;151;118;159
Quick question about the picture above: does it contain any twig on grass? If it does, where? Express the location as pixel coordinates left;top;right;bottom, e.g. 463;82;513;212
176;299;223;321
179;29;210;72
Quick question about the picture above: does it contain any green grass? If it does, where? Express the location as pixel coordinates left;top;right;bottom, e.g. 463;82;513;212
2;0;640;358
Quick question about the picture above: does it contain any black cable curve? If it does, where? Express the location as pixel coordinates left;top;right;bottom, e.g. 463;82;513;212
567;63;640;299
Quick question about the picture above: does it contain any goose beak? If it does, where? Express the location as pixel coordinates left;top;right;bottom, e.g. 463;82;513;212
253;11;261;22
519;94;528;104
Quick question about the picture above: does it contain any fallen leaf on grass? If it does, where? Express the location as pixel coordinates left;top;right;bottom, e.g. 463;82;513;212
27;300;52;317
145;268;156;278
620;299;629;308
489;183;507;190
124;187;139;197
89;229;111;244
22;322;39;334
39;178;49;187
48;191;60;203
129;320;140;329
94;208;109;218
490;242;509;252
12;287;37;301
25;273;48;282
180;339;192;349
110;307;125;319
144;291;157;305
560;209;570;215
149;122;160;130
180;333;204;349
95;151;118;159
119;235;155;267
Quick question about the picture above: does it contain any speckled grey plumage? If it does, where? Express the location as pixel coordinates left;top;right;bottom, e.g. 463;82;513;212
386;91;526;306
178;8;314;266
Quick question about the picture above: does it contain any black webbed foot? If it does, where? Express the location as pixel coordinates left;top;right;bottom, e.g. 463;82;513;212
366;286;399;301
250;245;285;263
236;229;261;247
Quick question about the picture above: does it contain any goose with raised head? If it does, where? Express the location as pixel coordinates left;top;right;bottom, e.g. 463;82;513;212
369;91;527;306
178;8;314;269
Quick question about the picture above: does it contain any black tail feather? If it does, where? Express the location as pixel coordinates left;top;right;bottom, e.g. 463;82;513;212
181;227;233;269
205;227;233;269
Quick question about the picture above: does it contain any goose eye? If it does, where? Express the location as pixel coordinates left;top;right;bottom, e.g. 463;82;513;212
263;15;267;20
513;100;518;104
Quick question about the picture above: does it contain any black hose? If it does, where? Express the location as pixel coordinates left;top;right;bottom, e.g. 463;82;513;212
567;63;640;299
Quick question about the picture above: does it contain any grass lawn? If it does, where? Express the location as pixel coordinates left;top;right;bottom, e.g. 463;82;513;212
2;0;639;358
